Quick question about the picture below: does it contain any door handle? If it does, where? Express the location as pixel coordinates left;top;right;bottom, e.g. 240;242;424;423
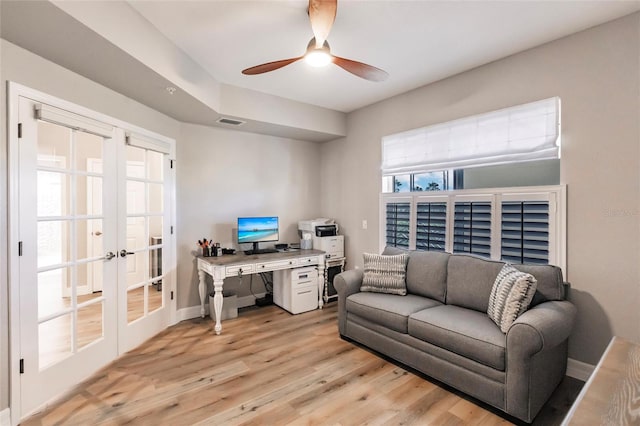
104;251;116;260
120;249;134;258
94;231;103;236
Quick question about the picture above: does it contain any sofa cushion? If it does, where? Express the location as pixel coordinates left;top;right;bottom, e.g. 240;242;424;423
346;292;441;334
361;252;410;295
446;255;505;312
516;264;565;306
408;305;506;370
382;247;449;303
488;264;538;333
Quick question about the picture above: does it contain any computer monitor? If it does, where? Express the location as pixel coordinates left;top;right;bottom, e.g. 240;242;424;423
237;216;279;254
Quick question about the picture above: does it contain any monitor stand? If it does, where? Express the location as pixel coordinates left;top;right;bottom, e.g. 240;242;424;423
244;242;278;255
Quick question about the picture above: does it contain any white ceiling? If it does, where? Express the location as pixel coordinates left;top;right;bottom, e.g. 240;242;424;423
129;0;640;113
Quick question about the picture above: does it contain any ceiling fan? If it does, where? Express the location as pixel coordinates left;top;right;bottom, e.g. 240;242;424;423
242;0;388;82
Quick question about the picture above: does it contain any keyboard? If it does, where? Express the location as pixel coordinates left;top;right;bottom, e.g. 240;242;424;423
244;248;279;255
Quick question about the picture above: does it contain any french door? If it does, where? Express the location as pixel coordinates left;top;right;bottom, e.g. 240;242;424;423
13;93;174;419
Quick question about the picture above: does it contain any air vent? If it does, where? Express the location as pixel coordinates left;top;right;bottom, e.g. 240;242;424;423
216;117;245;126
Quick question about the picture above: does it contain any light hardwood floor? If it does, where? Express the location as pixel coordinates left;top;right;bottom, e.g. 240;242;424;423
23;304;582;425
39;284;163;369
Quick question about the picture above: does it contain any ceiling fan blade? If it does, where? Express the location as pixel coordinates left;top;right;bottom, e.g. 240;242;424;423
308;0;337;48
333;56;388;82
242;57;303;75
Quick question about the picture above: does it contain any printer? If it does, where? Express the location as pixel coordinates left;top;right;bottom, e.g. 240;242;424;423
299;218;339;237
298;218;344;259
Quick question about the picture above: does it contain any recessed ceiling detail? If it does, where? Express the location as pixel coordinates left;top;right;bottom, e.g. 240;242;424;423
129;1;640;112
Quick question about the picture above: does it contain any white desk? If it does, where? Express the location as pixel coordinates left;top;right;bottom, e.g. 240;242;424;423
196;249;326;334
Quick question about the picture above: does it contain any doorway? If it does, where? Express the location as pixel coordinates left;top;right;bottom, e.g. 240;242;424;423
9;84;176;421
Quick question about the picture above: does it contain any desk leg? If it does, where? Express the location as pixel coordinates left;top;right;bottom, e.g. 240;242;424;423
318;257;326;310
213;279;224;335
198;269;207;318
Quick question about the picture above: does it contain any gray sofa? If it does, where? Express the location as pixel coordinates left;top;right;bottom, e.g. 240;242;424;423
334;247;576;423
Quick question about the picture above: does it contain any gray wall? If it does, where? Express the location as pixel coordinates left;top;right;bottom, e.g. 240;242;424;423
176;123;322;308
321;13;640;365
0;39;181;411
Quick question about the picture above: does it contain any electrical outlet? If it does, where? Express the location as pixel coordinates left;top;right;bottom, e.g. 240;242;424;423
362;219;368;230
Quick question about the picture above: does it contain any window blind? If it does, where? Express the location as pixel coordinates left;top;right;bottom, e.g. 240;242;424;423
453;201;492;257
501;201;549;264
385;202;410;249
416;202;447;252
381;97;560;175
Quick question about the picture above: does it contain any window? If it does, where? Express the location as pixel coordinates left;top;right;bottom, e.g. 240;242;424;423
387;170;456;193
381;97;560;176
381;186;565;269
416;201;447;252
501;201;550;264
381;97;560;193
453;201;492;257
385;201;411;249
380;98;564;267
393;175;411;193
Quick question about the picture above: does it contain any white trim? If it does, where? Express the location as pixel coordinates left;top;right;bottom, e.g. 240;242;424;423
175;294;266;322
176;306;206;322
8;81;23;424
566;357;595;382
0;408;10;426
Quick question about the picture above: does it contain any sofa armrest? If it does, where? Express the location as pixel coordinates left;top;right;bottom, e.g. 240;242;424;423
507;300;576;356
334;269;363;335
334;269;363;298
505;300;576;422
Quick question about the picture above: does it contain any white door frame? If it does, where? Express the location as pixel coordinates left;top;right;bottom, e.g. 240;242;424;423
7;82;178;425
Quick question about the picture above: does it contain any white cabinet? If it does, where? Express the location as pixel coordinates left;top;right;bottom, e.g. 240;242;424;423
273;266;319;314
312;235;344;259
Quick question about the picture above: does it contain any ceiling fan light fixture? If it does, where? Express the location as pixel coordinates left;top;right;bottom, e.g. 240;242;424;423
305;49;332;67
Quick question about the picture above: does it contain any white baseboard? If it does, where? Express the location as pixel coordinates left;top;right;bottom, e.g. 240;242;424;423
176;305;204;322
237;293;265;308
176;293;266;322
0;407;10;426
566;358;594;382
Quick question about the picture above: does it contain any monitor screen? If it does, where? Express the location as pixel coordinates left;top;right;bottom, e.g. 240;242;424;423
237;216;279;244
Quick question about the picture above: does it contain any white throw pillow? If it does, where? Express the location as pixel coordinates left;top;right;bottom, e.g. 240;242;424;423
361;252;409;296
487;264;537;333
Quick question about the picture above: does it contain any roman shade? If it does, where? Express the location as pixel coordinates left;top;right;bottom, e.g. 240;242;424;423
381;97;560;175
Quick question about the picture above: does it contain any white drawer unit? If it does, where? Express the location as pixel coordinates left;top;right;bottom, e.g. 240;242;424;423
273;266;319;314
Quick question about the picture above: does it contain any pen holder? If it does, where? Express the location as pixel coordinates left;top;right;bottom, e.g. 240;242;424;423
202;247;211;257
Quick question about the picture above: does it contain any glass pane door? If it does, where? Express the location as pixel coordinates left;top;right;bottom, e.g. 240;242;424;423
18;97;118;416
36;122;108;367
119;138;170;352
